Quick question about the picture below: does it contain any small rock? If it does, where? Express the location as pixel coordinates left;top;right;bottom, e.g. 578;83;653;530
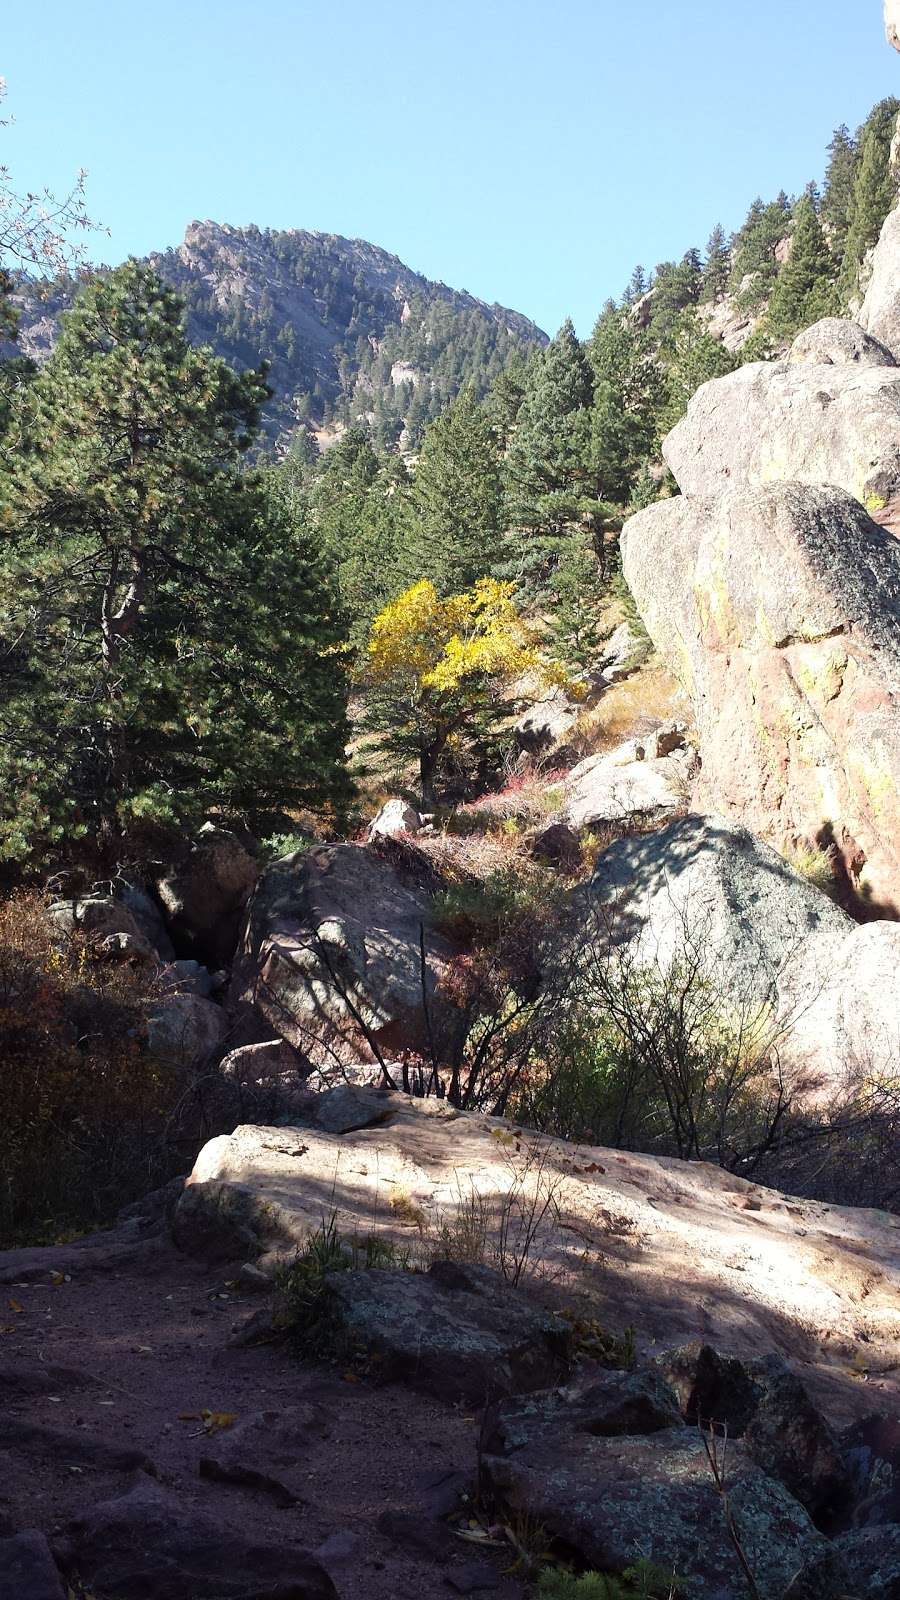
446;1561;501;1593
368;797;423;840
653;1341;766;1434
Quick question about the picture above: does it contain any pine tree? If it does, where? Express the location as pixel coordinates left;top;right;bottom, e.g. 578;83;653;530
406;388;502;594
501;319;597;590
589;306;665;502
839;97;900;300
0;260;352;861
765;192;836;340
700;224;730;302
658;310;737;432
821;124;858;255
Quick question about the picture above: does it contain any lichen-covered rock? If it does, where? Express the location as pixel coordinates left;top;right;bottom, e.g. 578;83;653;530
323;1260;571;1404
481;1370;683;1456
743;1368;850;1522
231;842;459;1066
662;344;900;512
833;1525;900;1597
480;1421;825;1598
620;481;900;911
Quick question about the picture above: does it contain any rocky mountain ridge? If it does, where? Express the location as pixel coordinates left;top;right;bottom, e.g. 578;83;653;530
10;219;548;447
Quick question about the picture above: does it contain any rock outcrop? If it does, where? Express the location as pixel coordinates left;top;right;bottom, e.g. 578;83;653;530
174;1092;900;1418
585;814;900;1087
662;328;900;513
230;843;458;1067
887;0;900;52
621;481;900;910
859;203;900;367
558;724;692;833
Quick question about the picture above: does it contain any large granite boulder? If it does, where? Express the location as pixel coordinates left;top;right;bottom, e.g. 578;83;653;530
173;1097;900;1410
860;201;900;366
584;814;900;1090
230;842;458;1066
662;335;900;513
620;481;900;910
480;1411;825;1598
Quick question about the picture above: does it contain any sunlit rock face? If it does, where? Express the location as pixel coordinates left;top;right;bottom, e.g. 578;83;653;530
887;0;900;52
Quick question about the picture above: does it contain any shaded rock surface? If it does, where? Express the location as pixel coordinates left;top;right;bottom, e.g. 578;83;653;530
480;1418;824;1598
59;1478;337;1599
324;1260;571;1404
481;1370;682;1455
175;1095;900;1415
156;823;259;966
146;991;228;1066
621;480;900;911
0;1531;65;1600
198;1403;330;1508
230;842;458;1067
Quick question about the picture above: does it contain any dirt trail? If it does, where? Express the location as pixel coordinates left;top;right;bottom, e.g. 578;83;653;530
0;1228;523;1599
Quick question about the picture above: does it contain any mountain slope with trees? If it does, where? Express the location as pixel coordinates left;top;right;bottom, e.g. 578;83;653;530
9;220;548;449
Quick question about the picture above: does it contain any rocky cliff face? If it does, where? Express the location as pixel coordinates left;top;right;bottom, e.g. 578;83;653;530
622;227;900;911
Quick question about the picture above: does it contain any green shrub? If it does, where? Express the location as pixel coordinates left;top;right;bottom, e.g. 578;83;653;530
536;1560;681;1599
275;1213;410;1355
433;862;563;944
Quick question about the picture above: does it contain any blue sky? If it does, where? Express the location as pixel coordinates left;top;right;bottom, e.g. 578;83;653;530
3;2;898;336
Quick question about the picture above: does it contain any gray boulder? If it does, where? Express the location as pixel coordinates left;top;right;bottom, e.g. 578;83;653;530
860;201;900;364
788;316;896;367
561;726;691;832
156;823;258;965
57;1478;336;1600
620;481;900;911
146;992;227;1065
480;1418;825;1598
367;796;422;840
323;1259;571;1404
231;842;458;1066
47;896;148;949
584;814;854;1088
889;0;900;50
662;343;900;513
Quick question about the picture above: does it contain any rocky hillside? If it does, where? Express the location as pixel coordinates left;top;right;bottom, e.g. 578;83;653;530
9;221;547;447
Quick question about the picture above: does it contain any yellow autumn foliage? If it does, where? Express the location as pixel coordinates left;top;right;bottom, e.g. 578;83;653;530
366;577;541;694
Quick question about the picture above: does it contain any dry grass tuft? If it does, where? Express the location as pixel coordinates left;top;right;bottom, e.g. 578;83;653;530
570;659;687;758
